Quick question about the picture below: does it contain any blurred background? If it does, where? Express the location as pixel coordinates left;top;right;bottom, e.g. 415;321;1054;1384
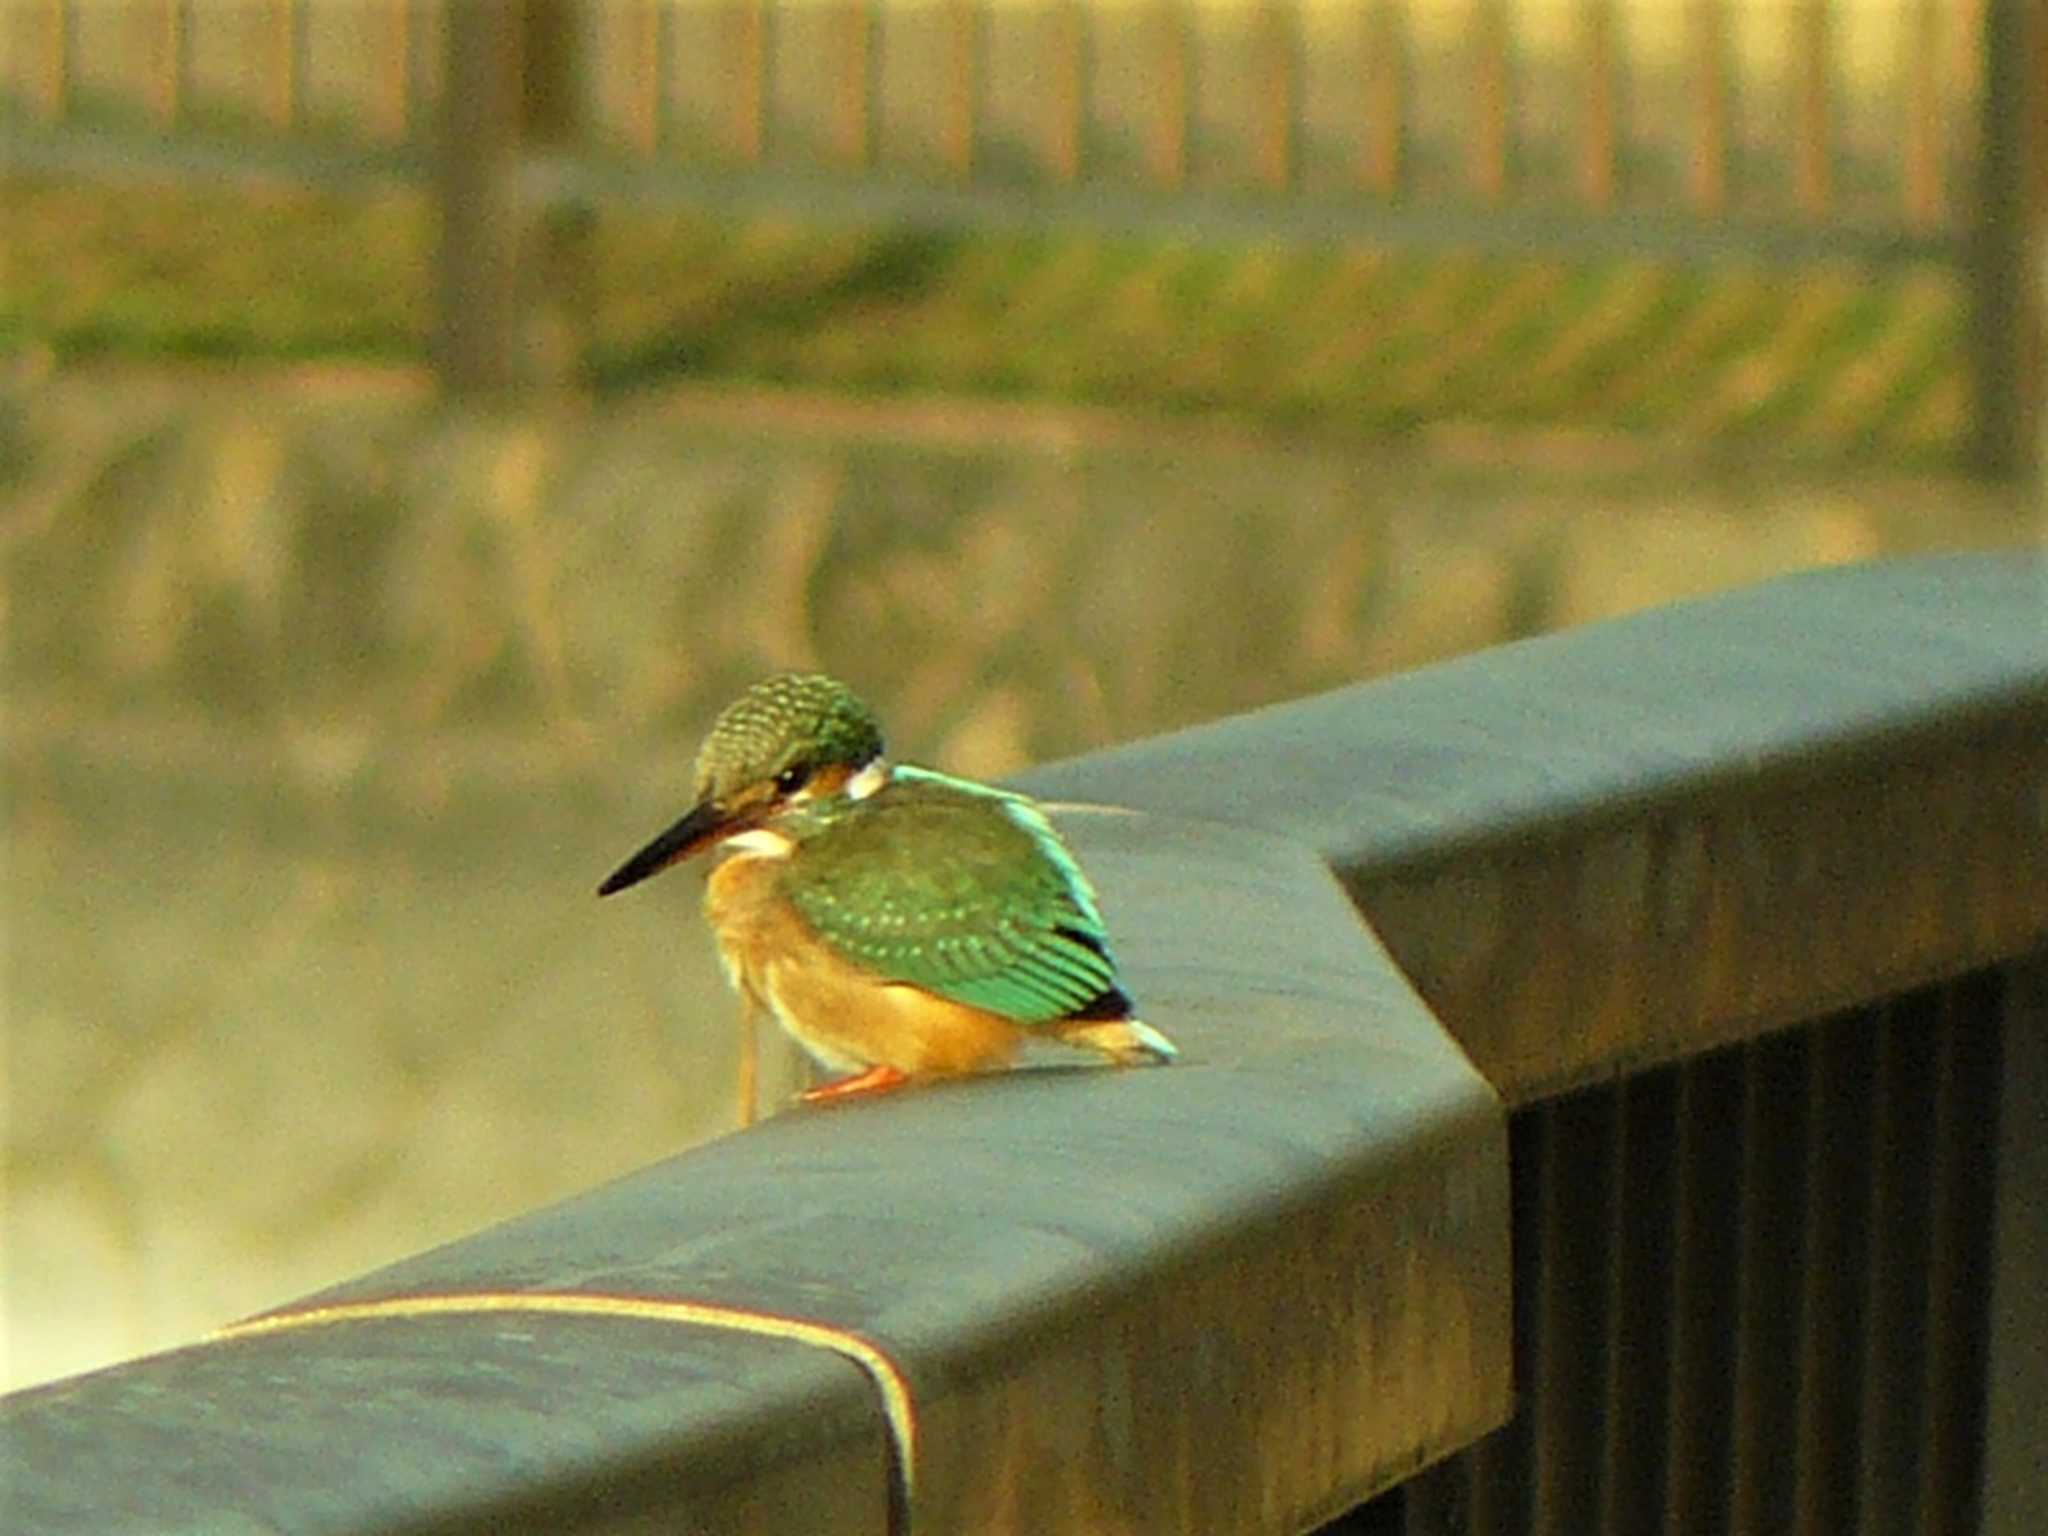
2;0;2042;1393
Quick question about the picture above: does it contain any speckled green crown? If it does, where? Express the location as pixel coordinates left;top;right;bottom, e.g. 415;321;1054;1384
693;672;885;798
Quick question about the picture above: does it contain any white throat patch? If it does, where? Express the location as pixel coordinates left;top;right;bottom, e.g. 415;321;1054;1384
845;758;891;801
723;827;796;859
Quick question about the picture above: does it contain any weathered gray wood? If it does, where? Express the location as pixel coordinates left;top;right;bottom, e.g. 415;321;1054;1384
1981;954;2048;1536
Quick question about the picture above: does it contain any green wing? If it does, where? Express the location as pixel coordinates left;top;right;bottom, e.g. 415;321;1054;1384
781;771;1123;1024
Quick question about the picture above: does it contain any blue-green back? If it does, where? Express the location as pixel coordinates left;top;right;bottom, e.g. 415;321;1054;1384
779;769;1123;1024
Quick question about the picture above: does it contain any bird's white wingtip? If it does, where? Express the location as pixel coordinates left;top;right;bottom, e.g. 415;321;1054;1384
1125;1019;1180;1063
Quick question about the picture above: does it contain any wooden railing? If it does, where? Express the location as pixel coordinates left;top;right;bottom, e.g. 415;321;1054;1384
4;551;2043;1533
1033;549;2048;1535
3;1;2040;468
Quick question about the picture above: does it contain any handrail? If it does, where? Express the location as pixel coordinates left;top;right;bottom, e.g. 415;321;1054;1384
1027;551;2048;1105
0;819;1510;1534
5;551;2044;1532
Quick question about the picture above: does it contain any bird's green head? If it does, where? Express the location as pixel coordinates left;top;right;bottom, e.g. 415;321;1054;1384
690;671;885;807
598;673;886;897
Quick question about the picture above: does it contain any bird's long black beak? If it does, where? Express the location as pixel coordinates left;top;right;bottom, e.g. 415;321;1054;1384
597;800;728;896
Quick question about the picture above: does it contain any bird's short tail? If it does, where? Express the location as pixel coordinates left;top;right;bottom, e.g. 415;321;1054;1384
1054;1017;1180;1067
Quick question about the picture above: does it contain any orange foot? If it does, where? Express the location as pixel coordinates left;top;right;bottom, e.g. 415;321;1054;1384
800;1065;911;1103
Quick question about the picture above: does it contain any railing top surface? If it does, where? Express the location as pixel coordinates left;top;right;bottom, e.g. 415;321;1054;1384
3;816;1510;1535
1029;551;2047;873
1026;550;2048;1102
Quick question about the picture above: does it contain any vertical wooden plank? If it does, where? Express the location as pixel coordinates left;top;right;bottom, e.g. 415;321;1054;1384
1967;0;2039;476
38;0;70;120
377;0;413;143
415;0;445;117
1529;1092;1616;1536
522;0;578;149
1151;0;1188;188
1902;0;1945;227
1256;0;1297;192
266;0;299;132
1920;977;2003;1536
729;0;765;163
1599;1069;1679;1536
1470;0;1510;202
1689;0;1728;214
1793;0;1831;217
522;0;591;386
945;0;977;178
1729;1033;1812;1536
1047;0;1085;183
625;0;664;155
1857;996;1940;1536
1663;1052;1744;1536
1949;0;1987;191
1795;1013;1875;1536
836;0;871;167
435;0;523;395
1362;0;1407;197
155;0;187;127
1579;0;1616;210
1976;958;2046;1536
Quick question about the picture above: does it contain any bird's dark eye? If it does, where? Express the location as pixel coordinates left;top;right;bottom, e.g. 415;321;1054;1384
774;763;812;795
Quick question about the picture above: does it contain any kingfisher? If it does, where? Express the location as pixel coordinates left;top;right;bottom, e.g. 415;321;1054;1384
598;673;1177;1111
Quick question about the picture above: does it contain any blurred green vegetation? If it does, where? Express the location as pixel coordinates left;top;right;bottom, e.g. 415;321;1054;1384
5;171;1966;465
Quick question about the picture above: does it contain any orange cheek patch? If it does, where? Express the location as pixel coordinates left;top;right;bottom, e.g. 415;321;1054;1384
803;763;856;798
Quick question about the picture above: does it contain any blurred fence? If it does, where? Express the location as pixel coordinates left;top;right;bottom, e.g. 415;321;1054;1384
2;0;2041;470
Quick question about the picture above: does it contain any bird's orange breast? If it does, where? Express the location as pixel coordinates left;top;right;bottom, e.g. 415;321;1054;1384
704;851;1023;1078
